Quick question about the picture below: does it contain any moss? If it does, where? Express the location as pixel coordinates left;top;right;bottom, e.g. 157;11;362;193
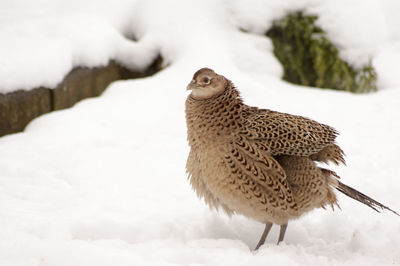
266;11;377;93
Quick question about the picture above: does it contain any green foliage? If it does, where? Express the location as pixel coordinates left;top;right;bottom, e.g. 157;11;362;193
266;12;377;93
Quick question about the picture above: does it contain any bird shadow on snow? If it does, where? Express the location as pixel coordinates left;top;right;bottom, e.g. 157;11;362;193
180;208;399;260
67;204;400;265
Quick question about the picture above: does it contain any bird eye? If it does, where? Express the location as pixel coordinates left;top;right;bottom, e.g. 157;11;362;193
202;77;211;85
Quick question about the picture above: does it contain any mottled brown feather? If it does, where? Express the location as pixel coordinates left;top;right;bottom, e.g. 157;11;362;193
185;68;398;230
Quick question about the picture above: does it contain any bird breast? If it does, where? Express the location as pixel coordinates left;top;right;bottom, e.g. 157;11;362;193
185;94;243;144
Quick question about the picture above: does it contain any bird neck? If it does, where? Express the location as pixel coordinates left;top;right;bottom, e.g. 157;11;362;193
186;85;244;143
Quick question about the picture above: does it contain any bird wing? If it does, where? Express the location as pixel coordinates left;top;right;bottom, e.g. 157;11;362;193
240;108;339;156
224;136;297;211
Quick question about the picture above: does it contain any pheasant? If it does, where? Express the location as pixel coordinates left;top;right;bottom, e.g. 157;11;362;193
185;67;398;250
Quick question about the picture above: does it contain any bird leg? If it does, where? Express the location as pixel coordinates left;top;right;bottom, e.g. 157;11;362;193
277;223;288;244
255;222;273;250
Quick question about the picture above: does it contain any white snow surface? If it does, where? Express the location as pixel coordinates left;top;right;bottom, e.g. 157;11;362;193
1;0;400;265
0;0;158;93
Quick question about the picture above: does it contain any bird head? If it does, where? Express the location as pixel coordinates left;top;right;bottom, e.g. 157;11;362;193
187;68;227;99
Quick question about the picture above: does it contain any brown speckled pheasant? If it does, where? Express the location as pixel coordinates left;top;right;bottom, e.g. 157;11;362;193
185;67;398;250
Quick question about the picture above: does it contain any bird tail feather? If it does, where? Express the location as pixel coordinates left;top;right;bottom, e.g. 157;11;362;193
336;181;399;216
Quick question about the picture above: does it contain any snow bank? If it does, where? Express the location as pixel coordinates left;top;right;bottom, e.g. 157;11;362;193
1;0;400;265
229;0;387;68
0;0;158;93
1;0;398;93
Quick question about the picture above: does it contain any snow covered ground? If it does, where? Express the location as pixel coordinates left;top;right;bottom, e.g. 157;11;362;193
1;0;400;265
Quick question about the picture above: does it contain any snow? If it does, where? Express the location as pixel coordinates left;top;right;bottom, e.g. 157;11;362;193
229;0;389;68
1;0;400;265
0;0;158;93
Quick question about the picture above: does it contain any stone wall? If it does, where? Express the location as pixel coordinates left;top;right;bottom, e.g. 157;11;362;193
0;57;162;137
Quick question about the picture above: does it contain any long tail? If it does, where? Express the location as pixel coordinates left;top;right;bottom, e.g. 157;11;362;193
336;181;399;216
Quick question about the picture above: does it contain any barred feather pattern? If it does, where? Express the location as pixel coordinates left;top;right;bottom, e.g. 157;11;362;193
185;68;397;227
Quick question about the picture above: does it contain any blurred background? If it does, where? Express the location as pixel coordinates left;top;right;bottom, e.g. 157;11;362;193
0;1;399;265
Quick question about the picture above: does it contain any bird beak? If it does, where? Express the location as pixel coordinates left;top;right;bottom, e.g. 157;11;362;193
187;79;196;91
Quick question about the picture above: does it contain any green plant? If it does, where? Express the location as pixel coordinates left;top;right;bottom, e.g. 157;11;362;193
266;11;377;93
